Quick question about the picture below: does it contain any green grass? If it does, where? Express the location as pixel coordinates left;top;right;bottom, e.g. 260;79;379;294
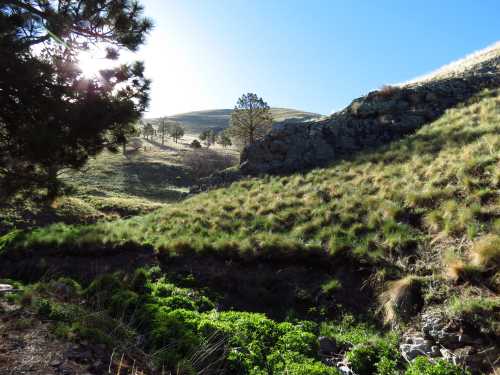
11;90;499;268
0;141;192;233
2;90;498;374
61;148;192;204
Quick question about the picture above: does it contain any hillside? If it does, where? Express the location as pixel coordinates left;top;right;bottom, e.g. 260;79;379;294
1;86;498;374
241;41;500;174
148;107;322;134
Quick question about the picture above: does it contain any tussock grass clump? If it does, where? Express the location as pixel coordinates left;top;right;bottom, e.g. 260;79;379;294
379;276;425;324
470;234;500;270
376;84;400;98
444;258;482;283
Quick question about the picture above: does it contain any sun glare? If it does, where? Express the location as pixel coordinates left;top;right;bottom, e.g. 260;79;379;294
77;49;113;78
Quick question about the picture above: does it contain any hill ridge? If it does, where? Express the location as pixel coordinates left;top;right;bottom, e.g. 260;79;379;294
146;107;322;134
240;42;500;174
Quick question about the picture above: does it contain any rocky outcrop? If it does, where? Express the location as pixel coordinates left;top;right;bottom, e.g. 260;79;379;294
241;50;500;175
400;310;499;374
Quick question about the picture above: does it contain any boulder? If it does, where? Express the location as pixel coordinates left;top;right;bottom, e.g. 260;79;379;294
0;284;14;293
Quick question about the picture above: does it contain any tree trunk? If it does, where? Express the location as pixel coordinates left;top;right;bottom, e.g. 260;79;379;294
46;166;59;202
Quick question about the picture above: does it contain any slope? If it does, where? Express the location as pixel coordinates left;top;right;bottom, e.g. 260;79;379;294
148;107;322;134
240;41;500;174
2;87;498;375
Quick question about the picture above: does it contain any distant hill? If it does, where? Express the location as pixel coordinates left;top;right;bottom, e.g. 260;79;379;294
146;108;322;134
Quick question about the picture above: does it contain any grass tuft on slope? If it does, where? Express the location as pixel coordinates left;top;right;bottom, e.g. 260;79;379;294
6;90;500;268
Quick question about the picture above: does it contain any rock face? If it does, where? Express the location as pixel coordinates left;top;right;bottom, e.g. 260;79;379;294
240;49;500;175
400;310;499;374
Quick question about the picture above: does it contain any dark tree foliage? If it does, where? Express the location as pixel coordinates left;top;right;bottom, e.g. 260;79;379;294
168;122;184;143
199;129;216;147
229;93;272;146
190;139;201;149
217;130;232;148
142;122;154;140
157;117;169;145
0;0;153;200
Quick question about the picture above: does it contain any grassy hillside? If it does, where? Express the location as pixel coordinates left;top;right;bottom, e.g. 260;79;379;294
13;90;499;260
0;138;195;235
151;108;322;134
1;89;498;374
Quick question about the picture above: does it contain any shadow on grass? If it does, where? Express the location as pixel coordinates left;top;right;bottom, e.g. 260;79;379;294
119;160;194;201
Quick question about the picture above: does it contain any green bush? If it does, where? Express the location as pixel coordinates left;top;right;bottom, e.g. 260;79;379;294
404;357;470;375
321;279;342;295
345;333;400;375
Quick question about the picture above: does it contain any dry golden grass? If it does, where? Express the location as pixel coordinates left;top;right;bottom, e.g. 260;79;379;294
378;275;423;324
471;234;500;270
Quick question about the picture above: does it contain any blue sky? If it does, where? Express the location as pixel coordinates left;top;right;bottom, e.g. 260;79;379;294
136;0;499;116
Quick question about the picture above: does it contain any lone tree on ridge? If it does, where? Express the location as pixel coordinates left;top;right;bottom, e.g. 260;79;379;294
229;93;272;147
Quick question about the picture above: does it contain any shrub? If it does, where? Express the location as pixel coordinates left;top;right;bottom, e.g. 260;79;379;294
321;278;342;295
346;336;400;375
376;85;400;98
346;342;380;375
182;149;237;179
404;356;470;375
190;139;202;149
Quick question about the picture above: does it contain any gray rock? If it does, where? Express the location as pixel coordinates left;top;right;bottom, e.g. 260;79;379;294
337;364;355;375
50;359;63;367
240;56;500;175
400;335;440;361
0;284;14;293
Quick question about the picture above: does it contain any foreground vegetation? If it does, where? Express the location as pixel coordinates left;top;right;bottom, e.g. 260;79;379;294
1;90;499;373
0;270;469;375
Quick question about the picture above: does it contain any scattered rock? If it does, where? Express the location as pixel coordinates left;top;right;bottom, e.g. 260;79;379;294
400;334;439;361
400;309;498;374
336;359;355;375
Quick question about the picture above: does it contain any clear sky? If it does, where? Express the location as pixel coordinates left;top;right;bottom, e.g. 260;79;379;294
134;0;499;117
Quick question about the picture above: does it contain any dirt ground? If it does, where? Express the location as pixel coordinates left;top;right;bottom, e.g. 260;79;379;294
0;299;151;375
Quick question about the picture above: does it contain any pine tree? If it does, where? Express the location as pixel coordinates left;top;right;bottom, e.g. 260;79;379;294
169;123;185;143
0;0;152;200
217;131;232;148
229;93;272;147
199;129;216;147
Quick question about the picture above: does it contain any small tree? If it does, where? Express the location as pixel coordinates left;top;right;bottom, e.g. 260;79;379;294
217;131;232;148
157;118;170;145
190;139;202;149
199;129;217;147
229;93;272;147
143;123;155;141
169;123;185;143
